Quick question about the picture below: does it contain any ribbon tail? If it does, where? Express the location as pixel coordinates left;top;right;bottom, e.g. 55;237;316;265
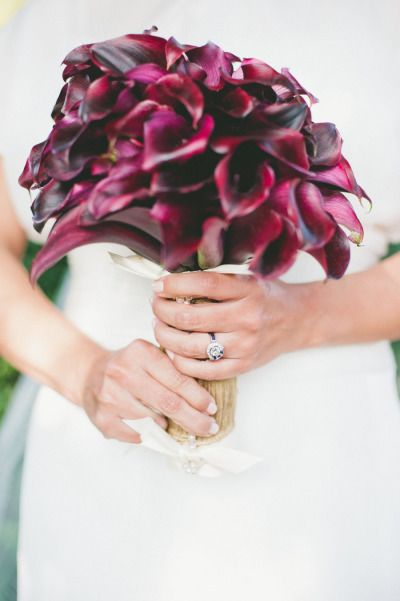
124;417;181;457
202;446;264;474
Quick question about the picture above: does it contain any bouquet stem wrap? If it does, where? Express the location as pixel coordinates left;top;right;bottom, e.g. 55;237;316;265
165;296;237;445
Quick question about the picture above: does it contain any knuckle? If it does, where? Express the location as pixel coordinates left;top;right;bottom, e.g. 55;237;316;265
170;369;190;391
175;309;198;330
200;272;219;293
242;310;262;332
159;394;182;414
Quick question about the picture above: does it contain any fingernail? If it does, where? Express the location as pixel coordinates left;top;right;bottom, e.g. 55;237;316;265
209;421;219;435
152;279;163;293
207;402;218;415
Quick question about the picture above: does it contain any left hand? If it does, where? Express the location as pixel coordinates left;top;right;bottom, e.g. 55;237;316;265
151;271;320;380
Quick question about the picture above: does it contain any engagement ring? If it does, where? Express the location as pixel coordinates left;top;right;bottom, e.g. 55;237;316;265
206;333;224;361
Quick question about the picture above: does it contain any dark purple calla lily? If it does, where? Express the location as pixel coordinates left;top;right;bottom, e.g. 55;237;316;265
268;180;336;250
146;73;204;127
307;122;342;167
20;29;368;283
197;217;228;269
142;112;214;171
183;42;239;91
214;143;275;218
91;34;167;74
30;204;162;283
79;76;121;122
308;225;350;279
321;189;364;244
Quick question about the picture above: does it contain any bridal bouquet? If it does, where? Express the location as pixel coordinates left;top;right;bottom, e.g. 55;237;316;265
19;28;367;445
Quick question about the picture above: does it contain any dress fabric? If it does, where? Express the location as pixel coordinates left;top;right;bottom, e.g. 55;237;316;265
1;0;400;599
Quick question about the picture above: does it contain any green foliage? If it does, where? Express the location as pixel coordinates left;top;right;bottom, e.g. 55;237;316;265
0;243;67;420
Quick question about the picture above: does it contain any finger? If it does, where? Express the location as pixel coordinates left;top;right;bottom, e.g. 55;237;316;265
141;343;218;413
172;354;247;380
135;374;219;438
101;377;168;430
152;295;240;333
153;318;243;359
108;418;143;444
153;271;255;301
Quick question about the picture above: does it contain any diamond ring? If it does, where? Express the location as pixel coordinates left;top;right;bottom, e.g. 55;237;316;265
206;333;224;361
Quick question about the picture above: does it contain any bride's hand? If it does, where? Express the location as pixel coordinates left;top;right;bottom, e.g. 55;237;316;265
151;272;320;380
81;339;219;443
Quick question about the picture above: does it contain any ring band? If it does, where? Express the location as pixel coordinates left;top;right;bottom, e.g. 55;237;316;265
206;333;224;361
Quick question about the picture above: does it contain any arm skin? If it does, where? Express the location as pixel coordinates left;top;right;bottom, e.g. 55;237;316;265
151;252;400;381
0;158;219;441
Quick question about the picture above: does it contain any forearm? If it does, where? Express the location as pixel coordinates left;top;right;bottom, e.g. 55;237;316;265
0;247;105;405
312;253;400;347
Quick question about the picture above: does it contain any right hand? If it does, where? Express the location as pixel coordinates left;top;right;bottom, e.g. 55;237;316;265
81;339;219;444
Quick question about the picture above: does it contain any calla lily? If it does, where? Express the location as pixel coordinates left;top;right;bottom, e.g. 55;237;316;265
321;189;364;244
269;180;336;249
142;112;214;170
307;122;342;167
309;225;350;279
197;217;228;269
146;73;204;127
91;34;167;74
214;142;275;218
30;204;162;283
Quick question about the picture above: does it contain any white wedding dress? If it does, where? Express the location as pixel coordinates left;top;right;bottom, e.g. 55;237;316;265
1;0;400;599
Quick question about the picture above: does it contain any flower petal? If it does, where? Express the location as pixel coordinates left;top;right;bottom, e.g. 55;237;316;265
87;163;150;219
185;42;238;90
165;36;196;69
309;156;366;198
146;73;204;127
321;189;364;244
106;99;160;138
257;128;310;171
150;153;216;194
197;217;228;269
223;59;295;92
31;204;162;283
18;140;49;189
260;101;308;131
216;87;254;118
150;189;219;270
91;34;167;75
279;68;318;104
268;180;335;249
125;63;168;84
215;143;275;218
143;113;214;171
250;216;299;279
308;225;350;279
79;76;120;122
308;122;342;167
224;204;283;264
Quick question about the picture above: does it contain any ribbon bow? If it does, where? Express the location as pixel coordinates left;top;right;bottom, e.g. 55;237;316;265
124;418;263;478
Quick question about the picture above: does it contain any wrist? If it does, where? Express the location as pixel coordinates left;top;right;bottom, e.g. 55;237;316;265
58;337;109;407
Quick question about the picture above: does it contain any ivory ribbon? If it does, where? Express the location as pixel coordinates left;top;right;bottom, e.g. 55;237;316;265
108;251;254;279
112;251;263;477
124;417;263;477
